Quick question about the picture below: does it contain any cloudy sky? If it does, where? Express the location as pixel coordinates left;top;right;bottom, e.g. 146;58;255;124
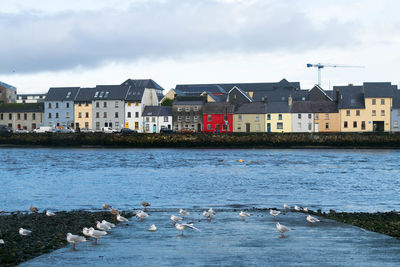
1;0;399;93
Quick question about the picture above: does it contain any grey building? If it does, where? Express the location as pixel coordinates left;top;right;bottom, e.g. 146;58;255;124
92;85;129;131
391;91;400;132
172;96;205;132
45;87;80;128
0;103;44;131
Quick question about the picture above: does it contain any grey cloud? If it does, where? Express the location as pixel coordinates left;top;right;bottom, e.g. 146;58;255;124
0;0;357;73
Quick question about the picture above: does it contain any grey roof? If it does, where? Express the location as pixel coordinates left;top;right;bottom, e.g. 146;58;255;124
290;101;338;113
308;85;332;101
75;87;97;101
203;92;227;103
234;102;267;114
228;86;253;102
333;85;365;109
0;103;44;113
94;85;130;101
143;106;172;116
173;96;205;105
45;87;80;101
122;79;165;101
0;81;16;90
392;91;400;109
175;84;227;94
363;82;396;98
266;101;291;113
203;102;235;114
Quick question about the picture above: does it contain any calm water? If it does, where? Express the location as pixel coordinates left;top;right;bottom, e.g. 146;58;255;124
2;148;400;266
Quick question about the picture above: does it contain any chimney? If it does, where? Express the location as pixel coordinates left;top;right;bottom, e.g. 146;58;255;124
288;95;293;106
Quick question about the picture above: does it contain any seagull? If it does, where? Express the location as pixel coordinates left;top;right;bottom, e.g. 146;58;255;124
117;214;129;223
179;209;190;218
102;220;116;228
276;222;291;238
30;205;38;213
284;204;290;210
96;221;111;231
303;207;309;212
88;227;107;245
306;215;320;225
170;215;183;225
202;210;214;221
175;223;201;236
82;227;91;238
46;210;56;216
239;211;251;220
148;224;157;232
19;228;32;236
0;239;4;244
141;202;151;211
270;209;281;219
135;210;148;221
102;204;111;210
110;207;120;215
294;205;302;212
66;233;87;250
208;208;216;215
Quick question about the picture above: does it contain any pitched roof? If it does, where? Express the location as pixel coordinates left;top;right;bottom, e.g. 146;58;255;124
308;85;332;101
45;87;80;101
75;87;98;101
392;91;400;109
266;101;291;113
122;79;165;101
93;85;130;101
227;86;253;102
175;84;227;94
333;85;365;109
234;102;267;114
173;96;205;105
203;102;235;114
0;103;44;113
363;82;396;98
290;101;338;113
142;106;172;116
0;81;16;90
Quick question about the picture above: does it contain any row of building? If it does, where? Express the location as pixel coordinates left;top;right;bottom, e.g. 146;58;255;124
1;78;400;133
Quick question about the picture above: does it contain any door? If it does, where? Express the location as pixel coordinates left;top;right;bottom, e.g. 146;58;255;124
246;123;251;133
75;123;79;130
267;123;271;133
373;121;384;132
314;123;319;133
197;123;201;132
153;124;157;133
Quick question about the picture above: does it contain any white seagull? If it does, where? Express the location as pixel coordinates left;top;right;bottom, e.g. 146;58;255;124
179;209;190;218
82;227;91;238
294;205;302;212
96;221;111;231
102;220;116;228
303;207;309;212
208;208;216;215
66;233;87;250
170;215;183;225
148;224;157;232
276;222;291;237
135;211;148;221
0;239;4;244
175;223;201;236
46;210;56;216
239;211;251;220
284;204;290;210
270;209;281;219
88;227;107;245
117;214;129;223
306;215;320;225
202;210;214;221
19;228;32;236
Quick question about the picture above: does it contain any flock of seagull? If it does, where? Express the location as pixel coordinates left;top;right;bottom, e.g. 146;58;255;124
0;202;321;249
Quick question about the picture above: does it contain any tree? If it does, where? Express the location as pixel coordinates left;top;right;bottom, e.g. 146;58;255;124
161;98;173;106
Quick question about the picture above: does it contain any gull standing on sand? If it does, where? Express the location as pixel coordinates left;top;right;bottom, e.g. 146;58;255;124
102;203;111;210
294;205;302;212
306;215;320;225
179;209;190;218
102;220;116;228
135;210;148;221
46;210;55;216
96;221;111;231
175;223;201;236
170;215;183;225
284;204;290;210
82;227;91;238
30;205;38;213
270;209;281;219
148;224;157;232
239;211;251;220
276;222;291;237
117;214;129;223
88;227;107;244
66;233;87;250
19;228;32;236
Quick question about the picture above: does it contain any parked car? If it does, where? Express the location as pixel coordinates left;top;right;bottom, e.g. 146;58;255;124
0;125;12;133
80;128;94;133
55;127;75;133
120;128;138;134
101;127;118;133
15;129;29;134
33;126;53;133
160;128;174;134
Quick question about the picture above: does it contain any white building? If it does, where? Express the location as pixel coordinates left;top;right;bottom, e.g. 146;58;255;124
142;106;173;133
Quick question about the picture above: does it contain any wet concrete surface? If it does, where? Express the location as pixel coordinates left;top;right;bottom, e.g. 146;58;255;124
19;210;400;267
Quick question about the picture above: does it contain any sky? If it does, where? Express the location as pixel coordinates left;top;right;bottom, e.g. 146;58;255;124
1;0;400;94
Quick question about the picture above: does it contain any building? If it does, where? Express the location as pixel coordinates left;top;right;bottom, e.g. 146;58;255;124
16;93;46;103
172;96;205;132
122;79;164;132
233;102;267;132
142;106;173;133
92;85;129;131
391;91;400;132
0;103;44;131
203;102;234;133
0;81;17;104
74;87;97;130
265;101;292;132
44;87;80;128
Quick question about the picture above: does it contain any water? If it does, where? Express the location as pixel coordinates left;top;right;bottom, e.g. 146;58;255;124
2;147;400;266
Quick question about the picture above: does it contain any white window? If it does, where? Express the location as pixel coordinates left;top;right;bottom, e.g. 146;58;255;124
308;114;312;119
66;112;70;118
115;101;119;108
185;106;190;112
394;121;399;128
298;114;301;119
255;115;259;122
177;107;182;112
237;124;241;131
164;116;168;122
255;124;261;131
194;116;198;122
238;115;242;121
178;116;182;122
186;116;190;122
194;106;198;111
325;114;329;119
277;122;283;129
308;123;312;130
381;110;385;116
372;110;376;116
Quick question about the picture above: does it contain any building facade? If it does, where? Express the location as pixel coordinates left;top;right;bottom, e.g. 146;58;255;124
172;96;205;132
44;87;79;128
233;102;267;132
16;94;46;104
0;103;44;131
203;103;234;133
74;88;97;130
0;81;17;104
142;106;173;133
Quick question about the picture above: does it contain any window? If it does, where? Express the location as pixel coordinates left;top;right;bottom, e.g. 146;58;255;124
194;116;198;122
277;122;283;129
115;112;119;118
115;101;119;108
96;102;100;108
267;114;271;120
135;112;139;118
104;122;108;127
224;114;228;121
103;102;107;108
308;114;312;119
164;116;168;122
298;122;301;128
85;112;89;118
255;115;259;122
127;102;131;107
48;103;52;108
178;116;182;122
177;107;182;112
344;121;348;128
237;124;242;131
32;123;36;129
135;102;139;106
298;114;301;119
48;113;52;119
56;103;59;108
151;117;155;122
186;116;190;122
381;99;385;105
135;122;139;130
66;112;70;118
222;124;228;131
208;115;212;122
325;123;329;129
17;113;21;120
185;106;190;112
394;121;399;128
56;113;59;118
85;122;89;128
356;110;360;116
96;122;100;130
96;112;99;118
79;103;82;107
325;114;329;119
353;121;357;128
346;110;350;116
207;124;211;130
127;112;131;118
32;113;36;120
361;121;366;130
104;112;107;118
216;124;220;131
9;113;12;120
85;103;89;107
115;122;119;128
66;103;70;108
315;114;319;119
372;99;376;105
194;106;198;111
78;112;82;118
308;123;312;130
255;124;261;131
381;110;385;116
146;117;150;122
238;115;242;121
278;114;282;120
372;110;376;116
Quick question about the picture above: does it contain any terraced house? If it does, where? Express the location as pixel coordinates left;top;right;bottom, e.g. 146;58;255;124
233;102;267;132
172;96;205;132
0;103;44;131
44;87;79;128
74;87;97;130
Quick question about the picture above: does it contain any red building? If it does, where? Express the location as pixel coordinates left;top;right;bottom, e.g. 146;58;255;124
203;102;234;133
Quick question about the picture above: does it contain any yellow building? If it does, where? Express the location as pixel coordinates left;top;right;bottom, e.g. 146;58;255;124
265;102;292;132
233;102;266;132
74;88;96;130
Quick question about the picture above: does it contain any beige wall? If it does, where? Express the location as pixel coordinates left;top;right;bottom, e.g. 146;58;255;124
266;113;292;132
314;113;340;132
234;114;265;132
74;102;93;129
0;112;43;131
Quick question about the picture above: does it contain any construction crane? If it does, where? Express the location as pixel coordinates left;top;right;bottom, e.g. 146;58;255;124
306;63;364;86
